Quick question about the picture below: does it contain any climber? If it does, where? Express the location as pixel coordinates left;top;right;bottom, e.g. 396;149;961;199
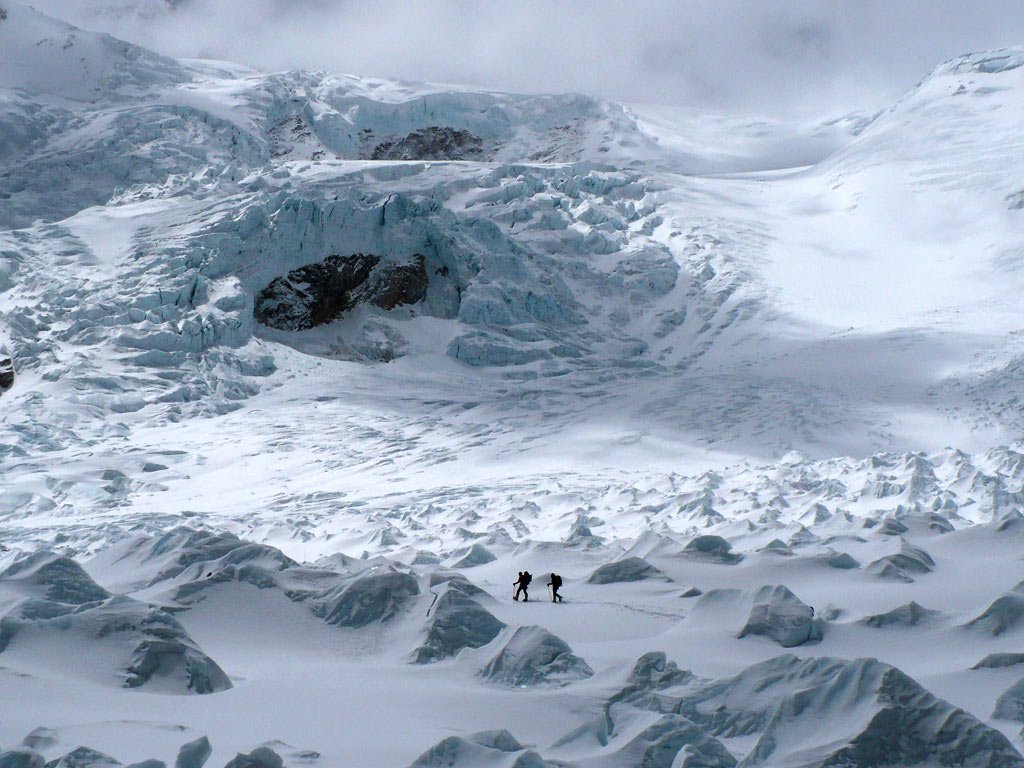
548;572;563;603
513;570;532;601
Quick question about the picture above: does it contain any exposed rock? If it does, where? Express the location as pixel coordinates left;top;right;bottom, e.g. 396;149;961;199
738;585;822;647
587;556;669;584
862;601;940;628
254;253;427;332
413;579;505;664
311;567;419;628
0;356;13;390
482;626;593;687
222;747;283;768
683;535;742;564
371;127;485;162
973;653;1024;670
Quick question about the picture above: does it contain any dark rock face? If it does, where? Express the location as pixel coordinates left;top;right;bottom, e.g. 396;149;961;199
371;127;485;161
254;253;427;331
0;357;13;390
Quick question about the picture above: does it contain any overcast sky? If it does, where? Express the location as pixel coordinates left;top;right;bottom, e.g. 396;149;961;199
29;0;1024;117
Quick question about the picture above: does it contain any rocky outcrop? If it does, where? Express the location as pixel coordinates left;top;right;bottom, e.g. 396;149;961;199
254;253;428;331
371;127;485;162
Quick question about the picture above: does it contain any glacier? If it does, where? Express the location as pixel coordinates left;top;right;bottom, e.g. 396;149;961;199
3;1;1024;765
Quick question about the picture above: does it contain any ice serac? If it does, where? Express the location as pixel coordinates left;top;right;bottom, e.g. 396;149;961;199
993;678;1024;723
684;536;742;564
739;658;1024;768
0;750;45;768
413;576;505;664
738;585;822;647
221;747;283;768
862;601;939;628
0;550;110;605
482;625;593;687
311;567;419;628
587;556;669;584
0;594;231;693
408;730;555;768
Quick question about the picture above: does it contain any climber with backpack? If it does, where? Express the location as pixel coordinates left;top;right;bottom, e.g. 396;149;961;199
548;572;563;603
513;570;532;601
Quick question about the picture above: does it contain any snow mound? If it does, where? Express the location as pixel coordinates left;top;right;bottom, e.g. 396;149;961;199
587;556;669;585
481;626;593;687
740;658;1024;768
412;576;505;664
737;585;822;648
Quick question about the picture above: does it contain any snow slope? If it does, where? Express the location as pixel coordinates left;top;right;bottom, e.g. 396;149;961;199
2;3;1024;766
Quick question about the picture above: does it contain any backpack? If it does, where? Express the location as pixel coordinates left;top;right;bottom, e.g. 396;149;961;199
524;572;533;585
552;574;562;588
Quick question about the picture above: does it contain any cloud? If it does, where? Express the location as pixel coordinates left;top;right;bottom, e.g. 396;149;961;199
26;0;1024;117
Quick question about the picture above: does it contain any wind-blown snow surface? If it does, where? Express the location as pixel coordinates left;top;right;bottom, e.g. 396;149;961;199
3;3;1024;765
